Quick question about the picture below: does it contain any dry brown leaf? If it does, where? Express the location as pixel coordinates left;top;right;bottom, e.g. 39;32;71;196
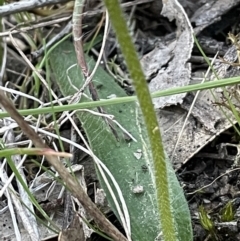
143;0;193;108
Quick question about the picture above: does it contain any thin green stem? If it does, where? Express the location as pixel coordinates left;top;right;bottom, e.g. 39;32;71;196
0;74;240;118
103;0;177;240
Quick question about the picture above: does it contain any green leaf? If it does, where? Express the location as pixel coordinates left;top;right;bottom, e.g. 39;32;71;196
49;40;192;241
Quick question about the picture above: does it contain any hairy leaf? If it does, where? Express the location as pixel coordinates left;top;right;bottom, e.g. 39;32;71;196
49;40;192;241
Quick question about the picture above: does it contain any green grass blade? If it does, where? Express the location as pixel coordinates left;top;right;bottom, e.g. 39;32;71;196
0;73;240;118
5;156;59;230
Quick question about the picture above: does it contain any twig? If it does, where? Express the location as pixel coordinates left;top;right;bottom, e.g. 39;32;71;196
30;20;72;60
0;118;131;237
72;1;119;140
0;0;70;17
0;90;128;241
0;0;152;17
0;16;71;37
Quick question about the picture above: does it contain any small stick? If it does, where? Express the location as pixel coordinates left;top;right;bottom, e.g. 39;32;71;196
72;0;119;140
30;21;72;60
0;0;69;17
0;90;127;241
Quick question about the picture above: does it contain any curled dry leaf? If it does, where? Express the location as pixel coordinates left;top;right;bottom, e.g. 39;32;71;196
140;0;240;167
162;41;240;168
141;0;193;109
